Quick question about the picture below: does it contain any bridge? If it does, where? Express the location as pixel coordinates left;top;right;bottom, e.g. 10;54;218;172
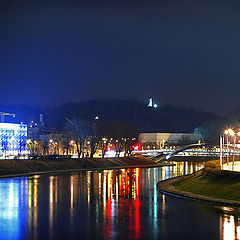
152;143;208;163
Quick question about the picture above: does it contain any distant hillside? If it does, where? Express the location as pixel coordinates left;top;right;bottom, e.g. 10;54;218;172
0;100;219;133
193;108;240;144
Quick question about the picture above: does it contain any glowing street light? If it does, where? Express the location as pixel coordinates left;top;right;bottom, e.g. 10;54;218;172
223;128;239;170
224;130;230;164
228;129;235;136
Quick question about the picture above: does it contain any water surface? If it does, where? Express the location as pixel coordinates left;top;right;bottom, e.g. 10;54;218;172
0;161;239;240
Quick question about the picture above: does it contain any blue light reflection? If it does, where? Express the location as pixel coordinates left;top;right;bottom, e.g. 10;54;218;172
0;178;29;240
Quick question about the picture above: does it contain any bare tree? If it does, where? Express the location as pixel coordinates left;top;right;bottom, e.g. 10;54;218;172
114;139;125;157
89;121;101;158
65;117;90;167
62;132;72;156
41;135;49;155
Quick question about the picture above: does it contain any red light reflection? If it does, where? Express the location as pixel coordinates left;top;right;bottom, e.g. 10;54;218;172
101;168;141;239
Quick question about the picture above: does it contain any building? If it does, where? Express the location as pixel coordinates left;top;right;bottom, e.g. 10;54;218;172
139;132;202;149
0;123;28;157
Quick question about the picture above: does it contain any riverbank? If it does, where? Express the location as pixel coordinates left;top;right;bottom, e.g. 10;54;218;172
168;155;218;162
157;168;240;206
0;156;172;178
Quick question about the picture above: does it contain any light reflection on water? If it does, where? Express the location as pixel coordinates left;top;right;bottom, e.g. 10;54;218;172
220;215;240;240
0;161;239;239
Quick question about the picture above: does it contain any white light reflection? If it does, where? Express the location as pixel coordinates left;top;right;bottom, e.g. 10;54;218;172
220;215;240;240
87;172;91;205
162;195;166;216
49;176;54;234
70;175;74;209
33;177;38;239
153;168;158;237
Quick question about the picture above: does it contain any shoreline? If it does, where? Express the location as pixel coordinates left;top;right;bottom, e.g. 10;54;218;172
0;156;173;179
0;163;174;179
157;171;240;207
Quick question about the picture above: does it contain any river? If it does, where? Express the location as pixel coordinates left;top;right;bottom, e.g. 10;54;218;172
0;161;239;240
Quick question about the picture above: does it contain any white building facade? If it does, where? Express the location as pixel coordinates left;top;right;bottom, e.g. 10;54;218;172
139;132;202;149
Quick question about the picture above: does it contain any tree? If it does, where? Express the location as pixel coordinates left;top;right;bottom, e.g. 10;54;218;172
65;117;90;167
41;135;49;155
62;130;72;156
114;139;125;157
89;120;101;158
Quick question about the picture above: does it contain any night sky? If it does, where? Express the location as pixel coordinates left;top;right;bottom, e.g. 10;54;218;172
1;0;240;114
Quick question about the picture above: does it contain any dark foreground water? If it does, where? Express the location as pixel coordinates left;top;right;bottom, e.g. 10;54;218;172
0;161;239;240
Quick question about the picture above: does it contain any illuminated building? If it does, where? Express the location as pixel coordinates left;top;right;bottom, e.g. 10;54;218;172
139;132;202;149
0;123;28;156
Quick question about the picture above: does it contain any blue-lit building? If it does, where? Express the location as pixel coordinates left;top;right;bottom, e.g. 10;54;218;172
0;123;28;156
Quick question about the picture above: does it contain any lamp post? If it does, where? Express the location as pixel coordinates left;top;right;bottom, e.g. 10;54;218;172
224;130;229;165
233;131;240;171
224;129;234;170
221;128;234;169
223;129;240;171
233;135;236;171
228;129;236;171
220;133;224;168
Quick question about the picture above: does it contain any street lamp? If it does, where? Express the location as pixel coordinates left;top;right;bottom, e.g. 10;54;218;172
221;129;232;168
228;129;235;136
232;131;236;171
223;128;239;171
224;129;231;164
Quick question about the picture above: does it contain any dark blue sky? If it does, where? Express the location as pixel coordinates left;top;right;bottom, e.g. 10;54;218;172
1;0;240;114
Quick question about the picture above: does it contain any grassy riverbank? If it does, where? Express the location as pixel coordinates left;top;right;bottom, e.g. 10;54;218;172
173;169;240;202
0;156;169;177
